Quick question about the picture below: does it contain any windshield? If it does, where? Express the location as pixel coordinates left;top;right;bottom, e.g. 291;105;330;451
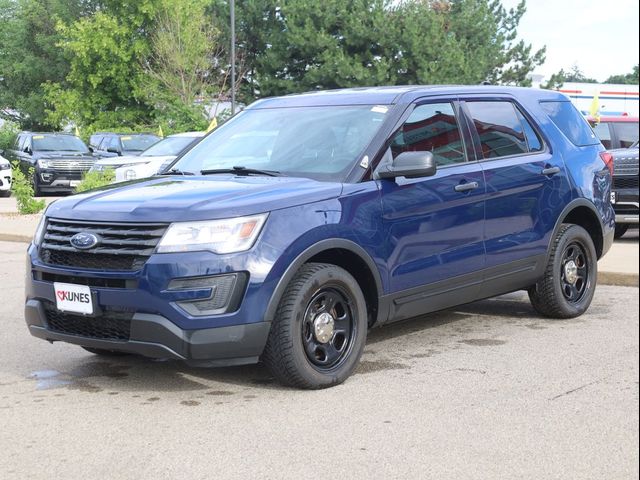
121;135;160;152
32;135;89;152
141;136;199;157
170;106;389;181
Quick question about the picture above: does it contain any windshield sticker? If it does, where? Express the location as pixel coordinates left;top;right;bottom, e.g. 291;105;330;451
33;135;45;139
371;105;388;114
121;136;132;140
359;156;369;169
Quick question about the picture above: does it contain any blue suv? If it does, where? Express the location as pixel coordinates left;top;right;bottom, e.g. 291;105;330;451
25;86;615;389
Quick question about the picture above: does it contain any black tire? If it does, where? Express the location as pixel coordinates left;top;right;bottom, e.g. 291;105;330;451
262;263;368;389
528;224;597;319
614;224;629;239
31;173;42;197
82;346;129;356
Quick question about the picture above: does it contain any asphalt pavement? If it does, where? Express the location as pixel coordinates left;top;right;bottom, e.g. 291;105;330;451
0;240;638;480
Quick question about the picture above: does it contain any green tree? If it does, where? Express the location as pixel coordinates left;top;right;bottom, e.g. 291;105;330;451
44;1;161;130
542;65;598;89
0;0;90;129
239;0;545;97
605;65;639;85
141;0;220;132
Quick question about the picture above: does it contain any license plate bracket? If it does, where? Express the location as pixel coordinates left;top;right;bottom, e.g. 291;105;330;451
53;282;94;315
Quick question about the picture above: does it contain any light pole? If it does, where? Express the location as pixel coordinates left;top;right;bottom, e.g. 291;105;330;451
230;0;236;115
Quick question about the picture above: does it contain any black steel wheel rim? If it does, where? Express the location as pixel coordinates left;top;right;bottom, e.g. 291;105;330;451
302;286;356;370
560;241;589;303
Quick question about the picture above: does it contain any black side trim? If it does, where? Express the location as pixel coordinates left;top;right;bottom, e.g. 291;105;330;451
552;198;608;259
263;239;385;324
380;256;545;325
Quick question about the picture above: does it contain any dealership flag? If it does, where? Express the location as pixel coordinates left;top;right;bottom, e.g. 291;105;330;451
74;126;80;137
589;94;600;122
158;125;164;137
207;117;218;132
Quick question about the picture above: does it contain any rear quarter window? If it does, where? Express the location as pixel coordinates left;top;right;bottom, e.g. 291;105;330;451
540;101;599;146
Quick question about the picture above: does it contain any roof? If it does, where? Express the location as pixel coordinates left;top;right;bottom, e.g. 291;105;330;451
249;85;568;108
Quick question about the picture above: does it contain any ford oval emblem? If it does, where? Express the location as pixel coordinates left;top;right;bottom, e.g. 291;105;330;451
70;232;100;250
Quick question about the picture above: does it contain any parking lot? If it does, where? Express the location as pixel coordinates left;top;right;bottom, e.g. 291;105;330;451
0;240;637;479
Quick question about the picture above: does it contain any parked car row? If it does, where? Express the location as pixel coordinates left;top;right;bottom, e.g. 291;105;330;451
1;130;205;196
0;152;12;197
588;116;639;237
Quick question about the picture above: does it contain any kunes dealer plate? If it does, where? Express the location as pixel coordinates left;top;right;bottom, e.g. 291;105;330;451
53;282;94;315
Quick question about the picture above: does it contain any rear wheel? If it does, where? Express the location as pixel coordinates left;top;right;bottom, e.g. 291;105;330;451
614;224;629;239
528;224;597;319
262;263;367;389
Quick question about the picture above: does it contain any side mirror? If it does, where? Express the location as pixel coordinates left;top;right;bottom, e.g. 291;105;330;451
24;147;32;155
106;147;121;155
88;146;94;153
376;151;437;179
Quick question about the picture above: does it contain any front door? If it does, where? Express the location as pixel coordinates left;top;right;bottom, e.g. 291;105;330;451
378;100;486;322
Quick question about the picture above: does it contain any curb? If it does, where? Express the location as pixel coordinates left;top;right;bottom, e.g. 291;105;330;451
598;271;639;288
0;234;637;287
0;233;32;243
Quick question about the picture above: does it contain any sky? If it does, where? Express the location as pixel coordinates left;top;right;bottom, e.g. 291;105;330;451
500;0;639;82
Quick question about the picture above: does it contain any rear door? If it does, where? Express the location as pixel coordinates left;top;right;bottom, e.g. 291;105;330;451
461;98;570;293
379;99;486;321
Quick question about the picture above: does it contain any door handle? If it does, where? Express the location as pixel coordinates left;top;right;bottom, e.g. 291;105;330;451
541;166;561;176
454;181;479;192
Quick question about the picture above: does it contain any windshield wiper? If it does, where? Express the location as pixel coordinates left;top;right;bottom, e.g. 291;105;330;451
160;168;195;176
200;166;281;177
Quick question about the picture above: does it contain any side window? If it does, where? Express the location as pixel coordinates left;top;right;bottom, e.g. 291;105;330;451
514;108;543;152
539;101;599;146
110;137;121;151
390;102;466;165
23;136;32;152
466;101;528;159
15;135;24;150
612;123;639;148
592;122;612;149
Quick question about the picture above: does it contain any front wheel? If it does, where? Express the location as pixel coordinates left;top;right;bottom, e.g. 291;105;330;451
262;263;368;389
528;224;597;318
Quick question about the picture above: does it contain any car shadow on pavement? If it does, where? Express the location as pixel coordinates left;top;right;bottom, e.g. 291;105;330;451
25;292;554;395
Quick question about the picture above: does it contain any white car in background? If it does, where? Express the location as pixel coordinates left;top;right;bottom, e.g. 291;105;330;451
113;132;205;182
0;153;13;197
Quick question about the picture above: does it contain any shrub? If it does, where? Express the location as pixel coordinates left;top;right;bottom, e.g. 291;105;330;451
0;121;20;153
10;163;46;214
74;169;115;193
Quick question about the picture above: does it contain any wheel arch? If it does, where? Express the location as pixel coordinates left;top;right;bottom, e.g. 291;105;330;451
555;199;605;259
263;239;386;327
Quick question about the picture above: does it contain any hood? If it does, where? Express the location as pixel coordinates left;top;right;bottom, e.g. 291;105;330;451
94;155;151;167
46;175;343;223
33;151;93;160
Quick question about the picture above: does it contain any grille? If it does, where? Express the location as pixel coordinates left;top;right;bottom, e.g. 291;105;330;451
613;155;639;176
44;304;132;340
49;159;95;170
614;204;639;215
37;272;137;289
613;176;639;189
41;218;168;271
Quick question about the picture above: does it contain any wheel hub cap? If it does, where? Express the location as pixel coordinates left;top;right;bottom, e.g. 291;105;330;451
313;312;335;344
564;260;578;284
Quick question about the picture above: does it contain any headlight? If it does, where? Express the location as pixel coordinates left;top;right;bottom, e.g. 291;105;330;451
157;214;268;254
33;215;47;246
37;159;53;169
0;162;10;171
124;169;137;180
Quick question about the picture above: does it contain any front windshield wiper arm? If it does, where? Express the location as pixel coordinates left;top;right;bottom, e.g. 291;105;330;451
160;168;195;176
200;166;281;177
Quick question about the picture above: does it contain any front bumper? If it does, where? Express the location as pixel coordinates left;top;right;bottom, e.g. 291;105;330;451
36;168;85;192
25;298;270;366
25;243;274;366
